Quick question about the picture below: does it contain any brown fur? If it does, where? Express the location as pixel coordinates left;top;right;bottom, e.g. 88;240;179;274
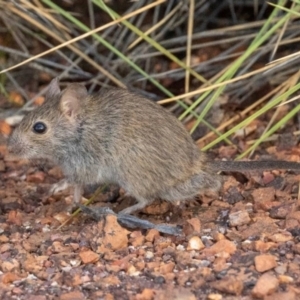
8;78;300;214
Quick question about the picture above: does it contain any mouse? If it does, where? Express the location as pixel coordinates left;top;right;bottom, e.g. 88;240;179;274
7;78;300;214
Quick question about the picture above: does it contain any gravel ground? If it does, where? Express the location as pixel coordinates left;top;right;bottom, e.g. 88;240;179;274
1;136;300;299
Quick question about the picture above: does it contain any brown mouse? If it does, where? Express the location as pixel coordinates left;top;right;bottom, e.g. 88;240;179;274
7;78;300;214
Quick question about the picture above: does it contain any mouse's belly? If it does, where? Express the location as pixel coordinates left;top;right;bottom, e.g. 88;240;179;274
60;161;117;186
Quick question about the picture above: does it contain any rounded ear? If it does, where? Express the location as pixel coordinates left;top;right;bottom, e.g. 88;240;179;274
45;77;61;99
60;83;88;120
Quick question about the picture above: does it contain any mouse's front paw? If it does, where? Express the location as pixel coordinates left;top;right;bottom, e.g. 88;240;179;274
41;180;70;204
49;179;70;195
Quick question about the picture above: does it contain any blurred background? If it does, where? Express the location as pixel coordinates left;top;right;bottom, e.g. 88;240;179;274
1;0;300;158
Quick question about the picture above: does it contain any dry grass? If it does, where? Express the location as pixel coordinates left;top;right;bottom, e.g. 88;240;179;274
1;0;300;156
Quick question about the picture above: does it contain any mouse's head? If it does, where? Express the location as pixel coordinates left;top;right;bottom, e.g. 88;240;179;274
8;78;88;161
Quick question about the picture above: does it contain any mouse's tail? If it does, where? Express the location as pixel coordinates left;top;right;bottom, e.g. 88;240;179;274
209;160;300;172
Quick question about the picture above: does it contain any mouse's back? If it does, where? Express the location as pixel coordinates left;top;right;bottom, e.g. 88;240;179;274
85;88;207;195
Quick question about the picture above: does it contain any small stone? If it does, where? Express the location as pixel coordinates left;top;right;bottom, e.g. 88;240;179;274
136;288;155;300
218;145;238;158
79;250;99;264
255;254;277;272
239;217;278;240
12;287;25;295
187;236;205;251
0;121;12;136
213;257;228;272
212;232;226;241
229;210;251;227
146;261;160;270
9;91;24;106
1;272;21;284
0;144;8;156
269;232;293;243
286;211;300;229
127;265;140;276
145;229;160;242
293;243;300;254
207;294;222;300
254;241;276;252
52;241;71;253
204;239;236;256
26;296;47;300
252;273;279;298
106;259;128;273
262;172;275;185
1;196;23;212
130;235;145;247
104;294;114;300
60;291;86;300
130;230;142;238
0;243;11;253
212;277;243;295
137;248;145;256
38;217;55;225
252;187;275;204
278;275;294;283
102;275;120;285
269;203;293;219
53;212;70;224
153;275;166;285
155;288;196;300
1;259;20;272
145;251;154;259
26;171;45;183
135;260;145;271
154;236;172;250
23;255;45;273
187;218;201;233
7;210;22;226
97;215;129;253
159;262;175;274
0;160;5;172
0;235;9;243
264;291;296;300
143;201;170;215
176;244;185;251
274;264;287;275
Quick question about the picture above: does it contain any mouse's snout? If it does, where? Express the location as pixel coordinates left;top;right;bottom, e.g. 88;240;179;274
7;131;25;157
7;133;17;153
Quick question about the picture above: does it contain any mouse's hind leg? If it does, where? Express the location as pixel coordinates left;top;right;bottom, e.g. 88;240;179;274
160;171;222;202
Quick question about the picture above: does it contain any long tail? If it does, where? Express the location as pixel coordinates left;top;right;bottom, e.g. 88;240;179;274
209;160;300;171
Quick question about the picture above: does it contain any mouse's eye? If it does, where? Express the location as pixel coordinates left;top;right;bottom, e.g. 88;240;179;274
32;122;47;134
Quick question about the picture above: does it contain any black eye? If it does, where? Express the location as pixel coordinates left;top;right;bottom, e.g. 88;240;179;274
33;122;47;134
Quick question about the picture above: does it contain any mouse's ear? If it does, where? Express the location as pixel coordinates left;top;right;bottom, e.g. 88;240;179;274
59;83;88;120
45;77;61;99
